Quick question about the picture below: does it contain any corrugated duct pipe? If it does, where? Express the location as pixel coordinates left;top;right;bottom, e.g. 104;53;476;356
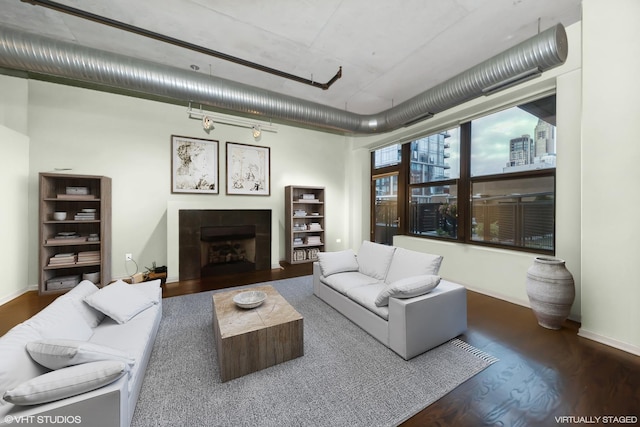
0;24;567;134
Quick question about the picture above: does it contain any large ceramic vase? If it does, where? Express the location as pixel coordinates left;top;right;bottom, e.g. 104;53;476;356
525;257;575;330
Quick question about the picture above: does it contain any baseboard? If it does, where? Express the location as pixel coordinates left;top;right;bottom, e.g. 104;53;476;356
464;284;530;309
578;328;640;357
0;285;33;306
464;284;581;323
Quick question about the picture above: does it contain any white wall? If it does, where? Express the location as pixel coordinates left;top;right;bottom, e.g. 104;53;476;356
20;80;348;288
0;125;29;304
579;0;640;354
0;75;30;303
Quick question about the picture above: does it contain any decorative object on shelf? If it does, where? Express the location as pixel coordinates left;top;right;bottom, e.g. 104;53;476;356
53;212;67;221
307;248;320;260
171;135;219;194
46;275;81;291
233;290;267;309
293;250;307;262
226;141;271;196
66;186;88;195
525;256;575;330
82;271;100;283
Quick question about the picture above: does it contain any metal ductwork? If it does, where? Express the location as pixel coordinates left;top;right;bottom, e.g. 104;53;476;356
0;24;567;134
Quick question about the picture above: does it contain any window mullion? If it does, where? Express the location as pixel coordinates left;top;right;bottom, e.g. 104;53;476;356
458;122;471;242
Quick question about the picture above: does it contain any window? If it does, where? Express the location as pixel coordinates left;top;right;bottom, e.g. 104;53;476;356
373;94;556;253
407;128;460;239
373;144;401;169
469;95;556;251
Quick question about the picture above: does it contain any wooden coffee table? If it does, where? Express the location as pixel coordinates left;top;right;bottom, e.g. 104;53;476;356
212;285;304;382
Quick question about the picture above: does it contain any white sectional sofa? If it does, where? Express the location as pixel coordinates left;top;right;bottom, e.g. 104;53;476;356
0;279;162;427
313;241;467;360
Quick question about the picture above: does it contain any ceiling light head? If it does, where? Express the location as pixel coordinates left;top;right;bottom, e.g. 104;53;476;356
190;64;200;71
202;115;214;133
252;125;261;139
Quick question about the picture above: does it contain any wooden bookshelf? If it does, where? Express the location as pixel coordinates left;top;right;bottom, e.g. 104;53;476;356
39;173;112;295
285;186;325;264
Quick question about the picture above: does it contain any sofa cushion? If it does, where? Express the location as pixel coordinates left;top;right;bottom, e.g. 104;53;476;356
357;241;396;280
89;302;161;394
26;339;135;371
385;247;443;284
345;283;390;320
27;300;94;341
317;249;359;277
322;271;381;295
84;280;155;324
60;280;105;328
131;279;162;304
2;360;127;406
0;324;49;402
375;275;441;307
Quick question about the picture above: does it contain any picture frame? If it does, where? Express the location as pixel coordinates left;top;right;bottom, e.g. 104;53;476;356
226;141;270;196
171;135;219;194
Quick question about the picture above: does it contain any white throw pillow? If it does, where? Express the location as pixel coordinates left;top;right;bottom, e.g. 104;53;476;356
3;360;127;406
60;280;106;328
356;241;396;280
317;250;359;277
385;247;443;284
83;280;154;324
26;339;135;370
374;275;441;307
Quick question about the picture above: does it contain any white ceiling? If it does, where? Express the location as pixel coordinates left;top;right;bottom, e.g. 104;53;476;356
0;0;581;114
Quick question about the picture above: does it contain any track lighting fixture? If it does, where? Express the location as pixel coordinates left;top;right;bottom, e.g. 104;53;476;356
187;102;277;138
202;115;214;133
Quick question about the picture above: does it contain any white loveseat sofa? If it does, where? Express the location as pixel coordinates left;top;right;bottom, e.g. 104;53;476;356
0;279;162;427
313;241;467;360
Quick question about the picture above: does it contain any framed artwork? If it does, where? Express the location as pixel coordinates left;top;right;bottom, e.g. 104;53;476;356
226;141;270;196
171;135;219;194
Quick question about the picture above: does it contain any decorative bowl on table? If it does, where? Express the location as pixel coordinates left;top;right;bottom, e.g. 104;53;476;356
233;290;267;309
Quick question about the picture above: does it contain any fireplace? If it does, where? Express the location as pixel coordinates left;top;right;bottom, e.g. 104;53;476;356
179;210;271;280
200;225;256;276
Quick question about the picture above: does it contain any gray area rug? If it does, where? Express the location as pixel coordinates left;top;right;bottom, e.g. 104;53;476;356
132;276;497;427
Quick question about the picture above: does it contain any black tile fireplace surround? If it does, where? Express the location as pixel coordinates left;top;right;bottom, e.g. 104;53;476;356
179;209;271;280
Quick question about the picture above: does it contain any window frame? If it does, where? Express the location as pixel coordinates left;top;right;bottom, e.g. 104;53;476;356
373;95;557;255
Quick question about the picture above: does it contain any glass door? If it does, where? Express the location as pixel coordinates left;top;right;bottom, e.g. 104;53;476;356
372;172;399;245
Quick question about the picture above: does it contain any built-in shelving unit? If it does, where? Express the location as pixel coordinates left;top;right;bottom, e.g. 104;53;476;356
39;173;112;295
285;185;325;264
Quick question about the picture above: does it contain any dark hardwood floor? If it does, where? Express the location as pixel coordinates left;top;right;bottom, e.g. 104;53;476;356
2;263;639;426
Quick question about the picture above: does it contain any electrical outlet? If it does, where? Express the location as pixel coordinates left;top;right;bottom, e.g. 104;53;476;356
125;253;133;261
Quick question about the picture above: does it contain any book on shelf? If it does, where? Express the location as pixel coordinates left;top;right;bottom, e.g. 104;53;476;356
77;251;101;263
48;253;77;266
56;194;96;200
74;213;96;220
306;236;322;245
46;237;88;244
